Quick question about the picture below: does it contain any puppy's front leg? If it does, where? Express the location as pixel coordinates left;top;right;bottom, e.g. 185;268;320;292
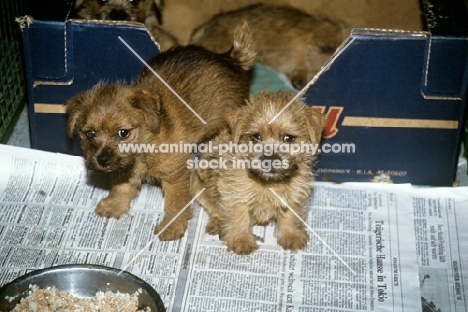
95;182;139;219
221;204;258;255
155;179;193;241
276;206;309;251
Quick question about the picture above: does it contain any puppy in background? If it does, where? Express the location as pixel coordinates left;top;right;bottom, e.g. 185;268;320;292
191;3;349;90
72;0;150;22
66;21;256;241
192;90;324;255
72;0;178;50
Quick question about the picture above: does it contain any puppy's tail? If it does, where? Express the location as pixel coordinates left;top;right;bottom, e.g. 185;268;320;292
230;20;256;71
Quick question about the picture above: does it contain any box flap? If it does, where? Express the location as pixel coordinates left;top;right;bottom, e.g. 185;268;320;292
422;36;468;97
23;19;70;80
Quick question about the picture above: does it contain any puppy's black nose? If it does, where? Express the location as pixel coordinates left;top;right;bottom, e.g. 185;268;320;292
97;154;111;167
108;10;130;21
261;154;281;162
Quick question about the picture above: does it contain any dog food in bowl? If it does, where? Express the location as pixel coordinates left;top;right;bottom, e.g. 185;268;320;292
0;265;165;312
11;284;145;311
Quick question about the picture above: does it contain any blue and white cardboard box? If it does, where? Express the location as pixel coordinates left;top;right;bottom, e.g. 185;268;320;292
305;26;468;186
303;0;468;186
19;1;468;186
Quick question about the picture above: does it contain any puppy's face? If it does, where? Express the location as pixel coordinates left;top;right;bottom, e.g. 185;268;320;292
233;90;323;183
74;0;152;23
66;84;161;173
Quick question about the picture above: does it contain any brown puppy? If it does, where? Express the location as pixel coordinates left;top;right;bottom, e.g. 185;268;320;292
72;0;152;22
72;0;178;50
191;3;349;90
191;90;324;255
66;21;256;241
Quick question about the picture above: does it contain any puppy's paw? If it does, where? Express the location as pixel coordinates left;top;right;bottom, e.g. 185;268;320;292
205;217;221;235
277;229;309;251
154;219;188;241
95;197;130;219
225;234;258;255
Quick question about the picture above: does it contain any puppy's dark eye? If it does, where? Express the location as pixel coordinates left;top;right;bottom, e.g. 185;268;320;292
252;134;262;142
118;129;131;139
283;134;295;143
86;130;96;139
100;0;107;4
129;0;140;5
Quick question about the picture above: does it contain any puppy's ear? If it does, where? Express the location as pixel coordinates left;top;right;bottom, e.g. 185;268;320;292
232;112;249;144
231;100;251;143
131;89;161;133
305;107;325;143
65;92;87;138
232;122;242;144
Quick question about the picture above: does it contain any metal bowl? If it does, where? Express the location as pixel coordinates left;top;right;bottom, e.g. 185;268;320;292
0;264;166;312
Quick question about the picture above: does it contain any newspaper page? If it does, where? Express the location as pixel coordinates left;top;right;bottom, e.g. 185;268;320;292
1;144;468;311
411;187;468;312
176;182;422;311
0;144;188;310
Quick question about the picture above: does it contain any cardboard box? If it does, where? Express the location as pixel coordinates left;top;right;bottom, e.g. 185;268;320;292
19;17;160;155
306;0;468;186
19;0;468;186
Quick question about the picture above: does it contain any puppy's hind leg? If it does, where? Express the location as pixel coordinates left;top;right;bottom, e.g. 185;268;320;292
193;182;222;235
196;195;222;235
155;179;193;241
205;211;222;236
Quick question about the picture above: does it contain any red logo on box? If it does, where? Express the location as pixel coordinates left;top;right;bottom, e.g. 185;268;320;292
313;106;343;139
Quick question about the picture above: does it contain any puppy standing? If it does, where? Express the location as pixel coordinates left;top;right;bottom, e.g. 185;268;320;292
72;0;179;50
192;90;324;255
191;3;349;89
66;21;256;241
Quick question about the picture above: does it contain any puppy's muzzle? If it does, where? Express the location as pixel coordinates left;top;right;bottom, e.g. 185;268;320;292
97;154;112;167
261;154;281;163
108;10;130;21
247;152;298;182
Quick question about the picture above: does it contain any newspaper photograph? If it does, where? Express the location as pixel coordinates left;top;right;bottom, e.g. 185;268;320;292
411;187;468;312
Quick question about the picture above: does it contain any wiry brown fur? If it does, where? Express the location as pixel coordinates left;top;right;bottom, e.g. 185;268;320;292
191;3;349;90
191;90;324;255
72;0;179;51
66;21;256;241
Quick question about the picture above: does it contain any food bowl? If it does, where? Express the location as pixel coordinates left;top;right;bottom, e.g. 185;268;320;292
0;264;166;312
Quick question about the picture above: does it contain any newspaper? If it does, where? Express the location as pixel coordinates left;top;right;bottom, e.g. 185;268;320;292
411;187;468;312
0;144;467;311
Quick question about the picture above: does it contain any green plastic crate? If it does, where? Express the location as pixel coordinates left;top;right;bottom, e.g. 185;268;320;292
0;0;27;143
